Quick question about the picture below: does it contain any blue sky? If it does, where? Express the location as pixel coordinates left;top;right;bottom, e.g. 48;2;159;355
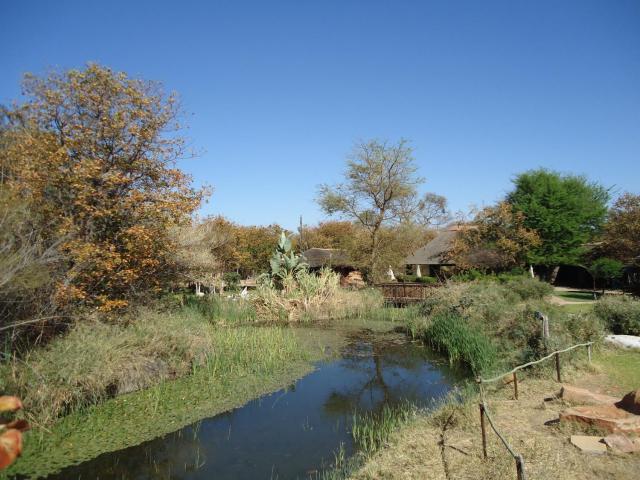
2;1;639;229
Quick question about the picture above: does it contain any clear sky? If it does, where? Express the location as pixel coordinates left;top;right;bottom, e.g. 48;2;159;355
2;0;639;229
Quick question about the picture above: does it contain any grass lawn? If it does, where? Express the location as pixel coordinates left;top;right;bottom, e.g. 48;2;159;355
554;290;596;302
595;347;640;393
560;303;595;314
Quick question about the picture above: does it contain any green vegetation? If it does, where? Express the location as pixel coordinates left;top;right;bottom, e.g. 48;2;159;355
4;323;313;478
351;403;418;457
593;296;640;335
507;169;610;268
587;258;624;293
596;348;640;393
404;277;603;375
424;312;497;374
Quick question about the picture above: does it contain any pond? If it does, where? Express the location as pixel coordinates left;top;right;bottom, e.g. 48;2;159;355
47;329;462;479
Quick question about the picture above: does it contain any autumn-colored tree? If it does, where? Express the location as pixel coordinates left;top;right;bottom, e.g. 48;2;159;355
449;202;540;271
317;139;448;278
0;64;206;311
602;193;640;263
234;225;284;277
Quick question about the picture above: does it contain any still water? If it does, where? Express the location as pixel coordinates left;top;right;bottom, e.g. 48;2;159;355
48;329;461;479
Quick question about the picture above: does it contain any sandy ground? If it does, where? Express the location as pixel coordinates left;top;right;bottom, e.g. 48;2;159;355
351;367;640;480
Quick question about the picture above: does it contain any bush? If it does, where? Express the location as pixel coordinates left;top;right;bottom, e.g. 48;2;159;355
594;296;640;335
504;276;553;300
425;312;497;374
223;272;241;291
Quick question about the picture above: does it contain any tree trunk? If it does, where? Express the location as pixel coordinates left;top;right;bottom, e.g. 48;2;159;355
550;266;560;284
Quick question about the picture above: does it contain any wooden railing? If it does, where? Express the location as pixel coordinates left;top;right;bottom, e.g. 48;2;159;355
376;282;440;304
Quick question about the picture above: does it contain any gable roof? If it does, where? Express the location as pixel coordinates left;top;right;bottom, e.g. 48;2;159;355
405;229;458;265
302;248;352;268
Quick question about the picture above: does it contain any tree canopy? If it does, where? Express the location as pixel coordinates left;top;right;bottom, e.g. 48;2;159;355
602;193;640;264
0;64;206;312
317;139;447;279
507;169;609;267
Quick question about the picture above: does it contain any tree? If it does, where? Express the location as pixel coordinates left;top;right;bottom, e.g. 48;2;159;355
587;258;623;295
449;202;540;271
317;139;448;279
0;64;206;311
602;193;640;263
507;169;609;278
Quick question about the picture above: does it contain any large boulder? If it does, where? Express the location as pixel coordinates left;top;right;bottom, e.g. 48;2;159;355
560;385;618;406
616;390;640;415
560;405;640;434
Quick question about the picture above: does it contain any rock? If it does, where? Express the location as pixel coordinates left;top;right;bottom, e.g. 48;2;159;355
560;405;640;434
603;433;640;453
560;385;618;406
604;335;640;350
616;390;640;415
570;435;607;454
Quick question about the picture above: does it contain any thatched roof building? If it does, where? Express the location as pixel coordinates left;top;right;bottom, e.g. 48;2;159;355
405;228;460;267
404;225;466;276
302;248;352;268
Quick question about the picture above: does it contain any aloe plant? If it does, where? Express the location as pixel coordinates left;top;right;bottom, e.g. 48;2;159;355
267;232;307;288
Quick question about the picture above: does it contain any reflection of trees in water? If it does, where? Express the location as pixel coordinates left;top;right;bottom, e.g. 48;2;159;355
323;333;435;418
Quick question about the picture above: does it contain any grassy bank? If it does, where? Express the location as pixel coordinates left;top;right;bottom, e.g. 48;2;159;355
1;302;329;478
349;347;640;480
403;277;604;375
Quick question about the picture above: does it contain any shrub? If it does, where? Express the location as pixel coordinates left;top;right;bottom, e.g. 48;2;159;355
594;296;640;335
425;312;497;374
223;272;241;291
504;276;553;300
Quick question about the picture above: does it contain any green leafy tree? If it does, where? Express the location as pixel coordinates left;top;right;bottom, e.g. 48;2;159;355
317;139;448;279
587;258;623;295
507;169;609;278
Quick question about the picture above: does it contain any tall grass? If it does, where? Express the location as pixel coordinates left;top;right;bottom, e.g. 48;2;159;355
425;312;497;374
1;307;304;426
351;402;418;457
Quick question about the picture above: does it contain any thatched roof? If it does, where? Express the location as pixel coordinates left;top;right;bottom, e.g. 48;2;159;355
405;229;458;266
302;248;352;268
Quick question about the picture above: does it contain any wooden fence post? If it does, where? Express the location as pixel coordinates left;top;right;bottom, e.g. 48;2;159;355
587;344;592;363
513;372;519;400
516;454;527;480
555;352;561;382
479;403;488;459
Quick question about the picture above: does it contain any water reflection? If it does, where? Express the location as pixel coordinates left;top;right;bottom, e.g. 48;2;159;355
48;330;461;480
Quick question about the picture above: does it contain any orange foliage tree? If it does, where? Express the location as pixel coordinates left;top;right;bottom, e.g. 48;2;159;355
0;64;207;311
449;202;540;271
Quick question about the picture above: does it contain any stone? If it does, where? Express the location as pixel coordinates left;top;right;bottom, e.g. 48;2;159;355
604;335;640;350
616;390;640;415
570;435;607;454
560;385;618;406
560;405;640;434
603;434;640;453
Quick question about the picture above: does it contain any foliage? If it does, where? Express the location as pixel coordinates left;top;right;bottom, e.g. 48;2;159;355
449;202;540;270
317;139;448;278
507;169;609;267
172;220;229;290
222;272;241;291
0;64;206;312
268;232;307;287
587;258;623;293
182;294;257;324
593;296;640;335
424;312;497;374
0;395;28;470
0;190;59;337
601;192;640;263
253;268;341;321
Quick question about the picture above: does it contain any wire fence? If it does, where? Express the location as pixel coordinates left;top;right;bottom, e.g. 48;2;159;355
474;341;594;480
